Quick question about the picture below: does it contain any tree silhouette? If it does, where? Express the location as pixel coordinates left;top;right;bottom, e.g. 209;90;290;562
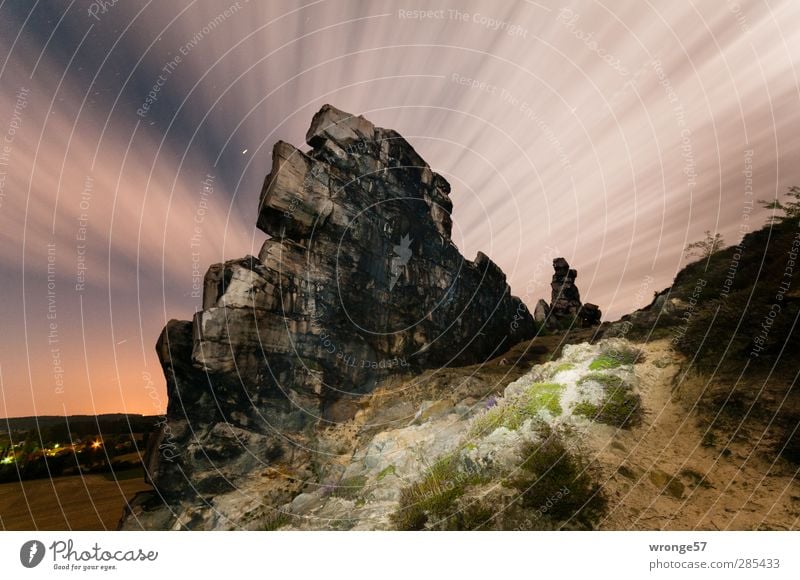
760;185;800;223
684;230;725;259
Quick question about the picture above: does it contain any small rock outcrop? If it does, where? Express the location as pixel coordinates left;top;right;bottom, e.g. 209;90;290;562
533;299;550;323
122;105;537;528
538;257;601;328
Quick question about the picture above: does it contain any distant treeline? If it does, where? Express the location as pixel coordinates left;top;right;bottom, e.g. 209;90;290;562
0;414;161;438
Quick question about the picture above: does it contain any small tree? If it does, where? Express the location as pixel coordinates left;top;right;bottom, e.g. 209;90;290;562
684;230;724;259
760;185;800;223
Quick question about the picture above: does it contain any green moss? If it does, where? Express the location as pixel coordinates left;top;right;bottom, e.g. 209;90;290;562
589;348;641;370
574;374;641;427
376;464;396;481
524;383;565;416
331;475;368;499
551;362;576;376
588;354;621;370
579;373;625;390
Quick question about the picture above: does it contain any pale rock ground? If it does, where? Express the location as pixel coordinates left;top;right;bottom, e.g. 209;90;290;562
166;337;798;531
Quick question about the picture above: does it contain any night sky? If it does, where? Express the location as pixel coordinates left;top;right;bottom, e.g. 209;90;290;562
1;0;798;417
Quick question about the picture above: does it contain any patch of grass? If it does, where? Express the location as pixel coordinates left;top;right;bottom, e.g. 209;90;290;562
258;511;291;531
331;475;367;499
506;428;606;529
574;374;641;427
391;453;483;530
469;405;517;436
469;384;565;436
376;464;396;481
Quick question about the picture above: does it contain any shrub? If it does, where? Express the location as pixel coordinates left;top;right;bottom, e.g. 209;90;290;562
391;453;481;530
506;429;605;528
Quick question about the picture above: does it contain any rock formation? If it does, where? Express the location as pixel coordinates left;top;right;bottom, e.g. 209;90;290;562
123;105;537;527
538;257;601;328
533;299;550;324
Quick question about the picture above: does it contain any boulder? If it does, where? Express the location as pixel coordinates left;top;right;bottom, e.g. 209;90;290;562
533;299;550;323
578;303;602;327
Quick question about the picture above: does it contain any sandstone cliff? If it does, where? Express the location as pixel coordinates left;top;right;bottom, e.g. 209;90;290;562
121;105;537;528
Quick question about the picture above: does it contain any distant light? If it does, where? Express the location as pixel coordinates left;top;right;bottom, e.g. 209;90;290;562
242;149;248;154
91;440;102;450
54;443;60;449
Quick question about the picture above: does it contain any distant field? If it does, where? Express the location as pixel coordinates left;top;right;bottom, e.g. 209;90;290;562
0;471;151;530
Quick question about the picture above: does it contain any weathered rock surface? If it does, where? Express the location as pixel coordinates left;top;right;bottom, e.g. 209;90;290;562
533;298;550;323
538;257;602;328
121;105;537;528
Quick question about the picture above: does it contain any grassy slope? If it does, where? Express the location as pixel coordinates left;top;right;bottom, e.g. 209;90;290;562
613;219;800;463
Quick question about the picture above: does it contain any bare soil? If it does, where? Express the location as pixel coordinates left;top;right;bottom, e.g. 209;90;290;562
0;471;150;530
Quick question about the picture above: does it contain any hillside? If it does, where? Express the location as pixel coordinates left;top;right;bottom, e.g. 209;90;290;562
609;219;800;465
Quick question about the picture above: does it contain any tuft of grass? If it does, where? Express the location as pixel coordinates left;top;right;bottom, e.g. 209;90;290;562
259;511;292;531
506;427;606;528
469;405;518;436
574;374;641;427
331;475;368;499
469;383;565;436
391;453;484;530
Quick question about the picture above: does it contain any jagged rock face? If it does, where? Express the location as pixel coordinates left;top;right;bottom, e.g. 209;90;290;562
194;105;535;408
133;105;536;510
550;257;582;318
539;257;601;328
